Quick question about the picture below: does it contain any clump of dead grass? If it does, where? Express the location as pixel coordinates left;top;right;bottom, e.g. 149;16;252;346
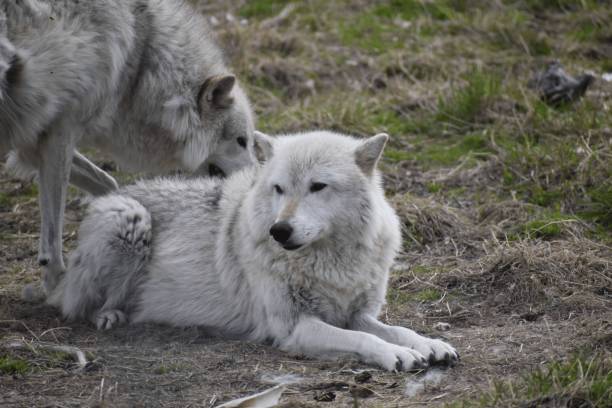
478;200;541;226
441;238;611;315
478;200;590;240
391;193;483;255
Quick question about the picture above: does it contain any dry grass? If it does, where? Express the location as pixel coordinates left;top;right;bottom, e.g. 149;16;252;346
1;0;611;406
445;238;611;314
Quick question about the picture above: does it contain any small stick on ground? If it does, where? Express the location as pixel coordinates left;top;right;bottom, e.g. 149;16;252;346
260;4;297;29
5;339;89;371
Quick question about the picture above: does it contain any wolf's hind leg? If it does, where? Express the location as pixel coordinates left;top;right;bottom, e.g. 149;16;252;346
51;195;152;326
70;151;119;196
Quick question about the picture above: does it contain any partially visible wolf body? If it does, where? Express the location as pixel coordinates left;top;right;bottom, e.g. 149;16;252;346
0;0;256;292
49;130;458;371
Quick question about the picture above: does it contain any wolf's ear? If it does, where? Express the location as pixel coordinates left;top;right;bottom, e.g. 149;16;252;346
254;131;274;163
199;74;235;111
355;133;389;176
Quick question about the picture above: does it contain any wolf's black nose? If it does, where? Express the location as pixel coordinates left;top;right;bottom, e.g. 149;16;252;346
270;221;293;244
208;163;225;178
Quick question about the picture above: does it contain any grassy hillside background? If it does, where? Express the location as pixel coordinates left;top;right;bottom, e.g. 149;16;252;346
1;0;611;406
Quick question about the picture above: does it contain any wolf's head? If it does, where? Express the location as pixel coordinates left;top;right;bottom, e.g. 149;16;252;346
174;74;256;177
249;131;388;251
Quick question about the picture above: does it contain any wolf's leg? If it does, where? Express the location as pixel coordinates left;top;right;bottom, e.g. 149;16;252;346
52;195;151;327
36;125;75;294
350;314;458;365
70;151;118;196
279;316;428;372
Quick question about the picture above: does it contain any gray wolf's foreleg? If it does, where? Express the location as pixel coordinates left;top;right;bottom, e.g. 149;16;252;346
350;314;459;365
36;124;75;294
279;316;428;372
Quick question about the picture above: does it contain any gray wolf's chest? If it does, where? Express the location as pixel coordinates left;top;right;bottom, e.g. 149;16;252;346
288;283;368;328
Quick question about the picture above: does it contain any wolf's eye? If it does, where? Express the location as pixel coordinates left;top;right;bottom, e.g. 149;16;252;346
310;182;327;192
237;137;247;149
274;184;284;194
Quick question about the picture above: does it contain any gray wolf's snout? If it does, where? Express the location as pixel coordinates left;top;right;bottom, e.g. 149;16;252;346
270;221;293;245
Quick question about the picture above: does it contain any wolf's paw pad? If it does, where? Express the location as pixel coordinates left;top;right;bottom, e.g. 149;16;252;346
116;207;152;253
375;344;428;372
424;339;459;366
95;309;127;330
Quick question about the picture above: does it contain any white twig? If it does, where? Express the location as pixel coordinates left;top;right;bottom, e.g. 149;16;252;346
260;4;297;29
5;340;89;370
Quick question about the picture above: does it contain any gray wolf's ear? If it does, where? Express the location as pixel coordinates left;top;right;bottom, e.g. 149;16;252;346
254;131;274;163
199;74;235;111
355;133;389;176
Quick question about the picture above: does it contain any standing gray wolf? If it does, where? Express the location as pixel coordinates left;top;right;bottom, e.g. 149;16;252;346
48;130;459;371
0;0;256;293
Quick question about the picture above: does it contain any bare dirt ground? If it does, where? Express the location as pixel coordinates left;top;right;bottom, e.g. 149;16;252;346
1;1;611;407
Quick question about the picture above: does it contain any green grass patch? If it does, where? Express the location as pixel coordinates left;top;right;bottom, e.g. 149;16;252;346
387;287;413;305
519;0;599;12
387;287;442;305
0;192;12;209
411;265;443;275
518;210;578;239
0;355;30;375
338;13;401;53
522;219;563;239
20;183;38;198
579;185;612;228
427;182;443;193
0;183;38;210
528;186;564;208
372;110;430;137
384;148;413;163
522;30;552;55
372;0;462;21
385;132;492;167
450;354;611;407
437;72;501;131
421;133;492;166
336;0;466;53
238;0;293;19
414;288;442;302
572;20;605;42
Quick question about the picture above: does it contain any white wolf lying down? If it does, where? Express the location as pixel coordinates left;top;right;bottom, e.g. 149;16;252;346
48;131;459;371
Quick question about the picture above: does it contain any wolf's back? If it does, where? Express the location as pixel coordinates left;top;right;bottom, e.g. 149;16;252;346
0;0;137;151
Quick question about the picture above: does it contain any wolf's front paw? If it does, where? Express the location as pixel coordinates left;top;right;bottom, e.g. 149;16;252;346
95;309;127;330
368;343;428;372
411;337;459;366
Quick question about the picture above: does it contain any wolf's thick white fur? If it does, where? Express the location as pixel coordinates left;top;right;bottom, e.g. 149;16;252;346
0;0;256;292
49;131;458;371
